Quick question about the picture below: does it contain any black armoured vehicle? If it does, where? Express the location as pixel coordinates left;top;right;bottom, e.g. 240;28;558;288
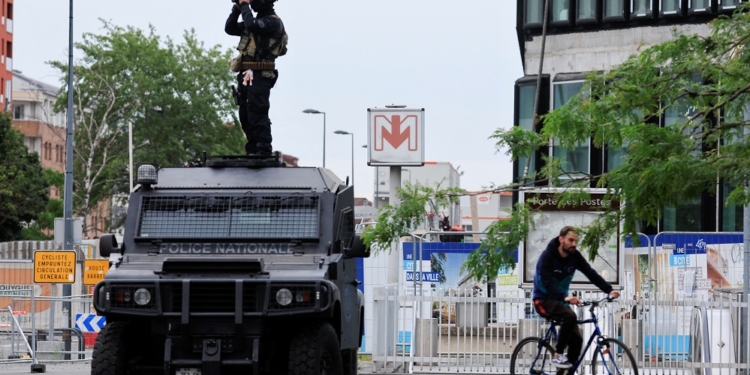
91;155;368;375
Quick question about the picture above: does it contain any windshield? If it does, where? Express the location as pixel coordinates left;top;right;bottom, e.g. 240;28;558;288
136;195;319;240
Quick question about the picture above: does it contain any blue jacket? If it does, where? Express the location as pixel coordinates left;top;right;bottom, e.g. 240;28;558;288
532;237;613;302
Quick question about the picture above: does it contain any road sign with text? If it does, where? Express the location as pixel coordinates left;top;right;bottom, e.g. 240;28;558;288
83;259;110;285
33;251;76;284
367;108;425;166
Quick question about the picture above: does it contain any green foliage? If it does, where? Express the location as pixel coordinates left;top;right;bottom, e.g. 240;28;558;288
22;169;65;240
49;21;241;224
463;202;535;282
491;4;750;262
361;182;464;252
0;112;49;241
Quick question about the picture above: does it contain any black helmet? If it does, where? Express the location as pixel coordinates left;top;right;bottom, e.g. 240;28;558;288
251;0;276;10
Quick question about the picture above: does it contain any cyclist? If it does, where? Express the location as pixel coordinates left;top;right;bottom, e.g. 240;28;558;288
532;226;620;369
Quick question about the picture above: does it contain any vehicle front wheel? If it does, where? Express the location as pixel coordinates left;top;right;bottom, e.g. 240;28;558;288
288;323;343;375
91;321;160;375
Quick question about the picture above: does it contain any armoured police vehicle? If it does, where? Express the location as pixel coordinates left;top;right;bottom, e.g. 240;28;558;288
91;155;367;375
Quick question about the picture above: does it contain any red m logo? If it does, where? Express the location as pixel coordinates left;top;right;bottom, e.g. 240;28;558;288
373;115;419;152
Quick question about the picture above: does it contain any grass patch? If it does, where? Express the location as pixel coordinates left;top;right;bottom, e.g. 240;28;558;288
357;353;372;362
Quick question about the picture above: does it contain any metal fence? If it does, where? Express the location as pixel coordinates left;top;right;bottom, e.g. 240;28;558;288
368;230;750;374
0;258;95;364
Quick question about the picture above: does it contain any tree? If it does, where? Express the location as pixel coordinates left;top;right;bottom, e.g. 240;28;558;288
49;21;243;230
0;112;49;241
481;4;750;280
22;169;64;240
367;5;750;282
361;182;464;251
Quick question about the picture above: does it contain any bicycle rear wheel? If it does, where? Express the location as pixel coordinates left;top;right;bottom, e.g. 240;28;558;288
591;337;638;375
510;337;556;375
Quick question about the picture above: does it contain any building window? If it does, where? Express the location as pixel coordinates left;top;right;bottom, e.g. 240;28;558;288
552;81;589;179
690;0;711;11
518;85;537;181
6;3;11;20
632;0;653;16
604;0;625;18
722;183;743;231
553;0;571;22
13;104;23;119
578;0;597;20
663;199;702;231
526;0;544;24
5;40;10;58
661;0;682;13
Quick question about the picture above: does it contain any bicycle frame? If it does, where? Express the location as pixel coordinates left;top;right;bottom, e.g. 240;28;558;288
542;315;604;374
534;299;613;375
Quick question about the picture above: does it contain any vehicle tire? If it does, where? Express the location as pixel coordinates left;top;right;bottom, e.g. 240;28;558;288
591;337;639;375
91;321;131;375
342;348;358;375
510;336;555;375
91;321;160;375
288;323;343;375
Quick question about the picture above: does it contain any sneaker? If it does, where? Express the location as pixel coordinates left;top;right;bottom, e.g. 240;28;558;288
552;354;572;369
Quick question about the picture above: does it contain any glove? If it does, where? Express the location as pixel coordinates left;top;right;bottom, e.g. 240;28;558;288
242;70;254;86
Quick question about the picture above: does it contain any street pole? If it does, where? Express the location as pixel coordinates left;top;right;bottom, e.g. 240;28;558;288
322;112;326;168
129;122;133;191
743;104;750;368
62;0;75;359
350;133;354;186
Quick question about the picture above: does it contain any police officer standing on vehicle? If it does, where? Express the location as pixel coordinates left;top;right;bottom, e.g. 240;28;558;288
226;0;287;157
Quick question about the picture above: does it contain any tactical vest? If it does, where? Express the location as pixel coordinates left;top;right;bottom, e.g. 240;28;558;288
231;15;288;72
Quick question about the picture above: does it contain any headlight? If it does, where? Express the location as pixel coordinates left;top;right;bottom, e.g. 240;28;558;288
276;288;293;306
134;288;152;306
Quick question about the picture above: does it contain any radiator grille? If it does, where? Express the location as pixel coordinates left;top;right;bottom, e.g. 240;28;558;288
168;282;259;313
137;195;319;239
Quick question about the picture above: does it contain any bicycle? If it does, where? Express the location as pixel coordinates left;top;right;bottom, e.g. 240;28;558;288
510;297;638;375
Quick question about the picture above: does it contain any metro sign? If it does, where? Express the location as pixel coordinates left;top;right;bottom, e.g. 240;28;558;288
367;107;425;166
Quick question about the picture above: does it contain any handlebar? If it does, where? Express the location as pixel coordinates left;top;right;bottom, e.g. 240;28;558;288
580;296;616;306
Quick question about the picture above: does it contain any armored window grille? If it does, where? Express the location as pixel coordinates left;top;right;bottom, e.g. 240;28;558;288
137;195;319;239
338;209;354;248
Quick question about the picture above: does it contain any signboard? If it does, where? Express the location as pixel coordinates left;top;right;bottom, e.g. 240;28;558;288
33;251;76;283
75;313;106;333
367;107;425;166
83;260;110;285
520;190;621;286
53;217;83;245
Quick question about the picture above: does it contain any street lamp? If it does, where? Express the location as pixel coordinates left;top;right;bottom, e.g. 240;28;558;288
303;109;326;167
334;130;354;186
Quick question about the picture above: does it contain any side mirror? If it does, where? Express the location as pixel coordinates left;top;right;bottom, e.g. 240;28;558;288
344;234;370;259
99;234;120;257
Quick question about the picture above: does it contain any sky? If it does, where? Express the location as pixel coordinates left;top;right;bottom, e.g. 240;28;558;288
15;1;524;202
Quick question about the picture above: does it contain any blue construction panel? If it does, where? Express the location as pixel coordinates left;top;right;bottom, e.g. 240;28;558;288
397;331;412;353
643;335;690;360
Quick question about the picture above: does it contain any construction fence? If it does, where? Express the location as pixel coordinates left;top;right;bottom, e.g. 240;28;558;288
367;231;750;374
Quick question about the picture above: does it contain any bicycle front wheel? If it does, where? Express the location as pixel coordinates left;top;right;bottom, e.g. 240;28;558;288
510;337;555;375
591;337;638;375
